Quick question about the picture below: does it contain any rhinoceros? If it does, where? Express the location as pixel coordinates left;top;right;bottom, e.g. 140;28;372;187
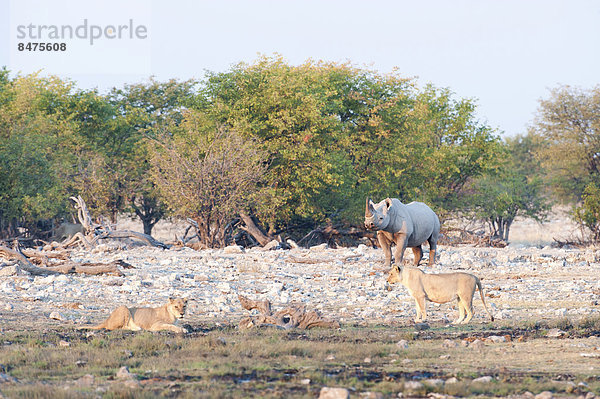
364;197;440;267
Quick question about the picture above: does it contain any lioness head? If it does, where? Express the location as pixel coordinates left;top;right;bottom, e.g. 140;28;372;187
167;298;188;319
387;266;402;284
364;197;392;230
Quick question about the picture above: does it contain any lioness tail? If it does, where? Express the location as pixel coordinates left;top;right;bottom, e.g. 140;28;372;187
476;277;494;322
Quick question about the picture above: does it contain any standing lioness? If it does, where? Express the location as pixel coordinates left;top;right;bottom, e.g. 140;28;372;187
82;298;188;333
387;266;494;324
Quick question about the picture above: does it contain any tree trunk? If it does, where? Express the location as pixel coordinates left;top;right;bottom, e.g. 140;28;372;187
131;195;164;237
503;219;513;241
239;212;273;246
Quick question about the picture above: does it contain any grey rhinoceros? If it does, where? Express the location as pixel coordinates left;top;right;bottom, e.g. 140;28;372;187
364;198;440;267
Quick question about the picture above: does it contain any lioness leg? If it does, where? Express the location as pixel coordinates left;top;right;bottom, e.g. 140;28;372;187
461;299;475;324
91;306;131;330
411;246;423;266
452;300;466;324
413;296;427;322
148;322;188;333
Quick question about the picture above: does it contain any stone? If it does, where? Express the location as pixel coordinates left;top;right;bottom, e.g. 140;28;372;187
311;243;329;251
319;387;350;399
472;376;493;384
0;373;17;384
414;322;430;331
535;392;553;399
486;335;507;343
75;374;94;387
469;339;485;349
359;392;384;399
49;311;65;321
442;339;458;348
116;366;136;380
402;381;426;396
0;265;19;276
547;328;566;338
363;357;372;363
223;245;244;254
396;340;409;349
445;377;459;384
300;378;311;385
423;378;444;388
262;240;280;251
59;340;70;347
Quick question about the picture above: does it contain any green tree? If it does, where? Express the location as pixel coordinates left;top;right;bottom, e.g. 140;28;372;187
200;56;353;234
69;78;196;234
198;56;502;241
472;135;550;240
0;72;78;238
573;183;600;241
149;112;267;248
531;85;600;201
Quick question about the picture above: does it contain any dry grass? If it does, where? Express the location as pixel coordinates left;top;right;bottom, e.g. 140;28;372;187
1;320;599;398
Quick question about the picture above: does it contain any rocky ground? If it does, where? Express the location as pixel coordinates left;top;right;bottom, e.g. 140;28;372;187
1;239;600;330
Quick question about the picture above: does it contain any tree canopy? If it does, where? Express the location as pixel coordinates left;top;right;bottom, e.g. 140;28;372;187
4;57;592;245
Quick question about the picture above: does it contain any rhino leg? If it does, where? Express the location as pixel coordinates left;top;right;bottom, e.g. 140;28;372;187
377;233;393;268
411;246;423;266
427;237;437;266
393;235;408;266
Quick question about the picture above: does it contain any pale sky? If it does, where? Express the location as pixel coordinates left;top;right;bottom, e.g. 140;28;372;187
1;0;599;136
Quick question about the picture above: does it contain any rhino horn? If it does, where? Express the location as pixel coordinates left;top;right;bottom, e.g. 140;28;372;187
365;197;373;217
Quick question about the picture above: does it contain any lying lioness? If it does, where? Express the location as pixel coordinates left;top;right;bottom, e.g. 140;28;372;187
82;298;188;333
387;266;494;324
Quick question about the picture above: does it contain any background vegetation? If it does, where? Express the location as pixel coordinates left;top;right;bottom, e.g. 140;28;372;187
0;58;597;246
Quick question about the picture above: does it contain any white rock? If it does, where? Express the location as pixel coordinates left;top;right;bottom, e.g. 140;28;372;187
396;340;409;349
262;240;280;251
0;265;20;276
472;376;493;384
223;245;245;254
49;311;65;321
486;335;507;343
319;387;349;399
216;282;231;293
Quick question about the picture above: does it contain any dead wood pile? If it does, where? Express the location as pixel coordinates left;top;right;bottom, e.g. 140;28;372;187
238;295;340;330
439;228;508;248
0;244;131;277
44;196;169;251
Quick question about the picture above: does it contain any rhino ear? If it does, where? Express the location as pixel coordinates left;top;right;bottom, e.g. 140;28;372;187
385;198;393;209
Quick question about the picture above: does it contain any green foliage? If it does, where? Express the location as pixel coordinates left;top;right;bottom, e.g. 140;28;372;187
531;85;600;202
0;73;78;237
0;59;519;244
200;56;501;232
573;182;600;241
472;135;550;240
149;111;267;247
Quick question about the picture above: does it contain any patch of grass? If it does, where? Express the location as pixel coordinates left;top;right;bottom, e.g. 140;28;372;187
1;323;599;398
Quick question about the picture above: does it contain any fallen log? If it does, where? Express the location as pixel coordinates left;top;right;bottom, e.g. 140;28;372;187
64;196;169;249
0;245;131;277
45;261;126;276
99;230;170;249
238;295;339;330
0;245;62;276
